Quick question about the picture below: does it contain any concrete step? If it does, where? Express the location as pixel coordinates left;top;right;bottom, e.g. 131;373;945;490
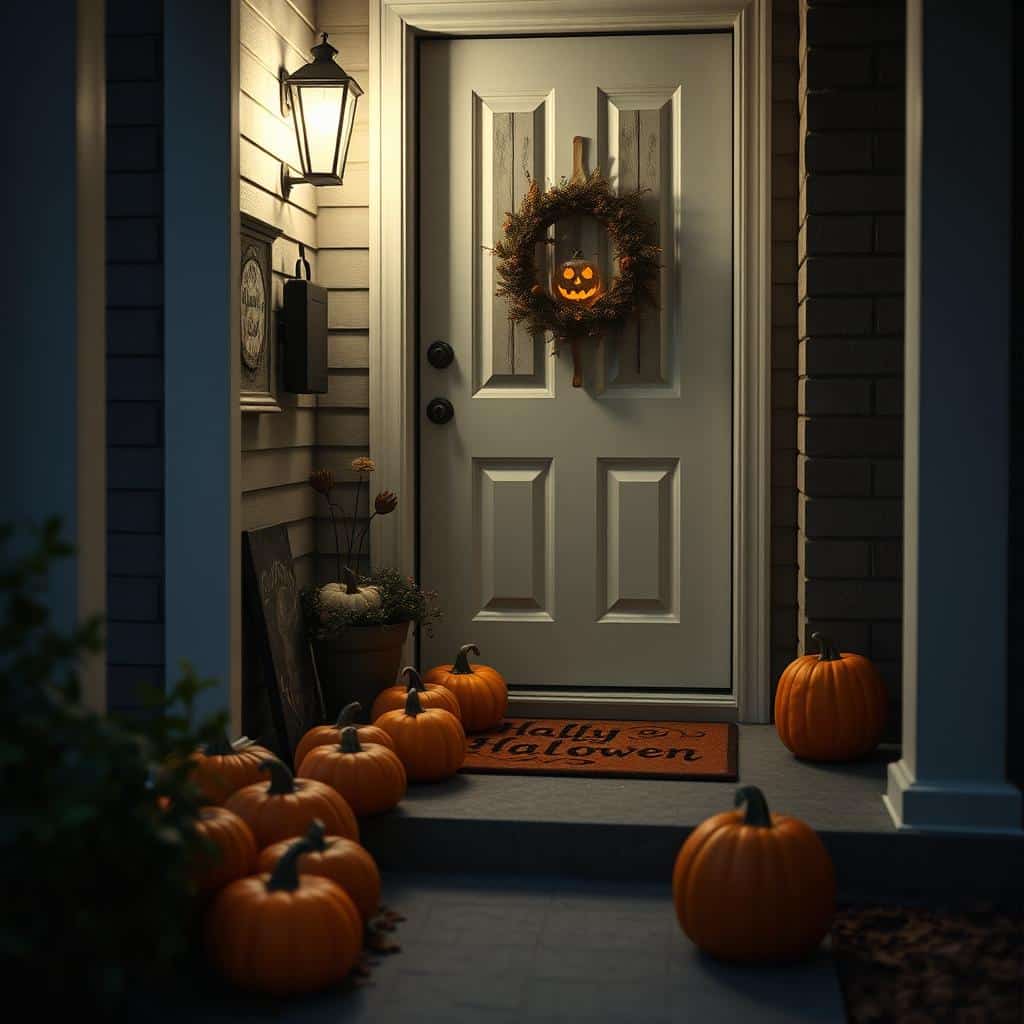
360;726;1024;905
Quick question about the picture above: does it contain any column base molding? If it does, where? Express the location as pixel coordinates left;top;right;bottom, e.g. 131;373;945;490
884;758;1023;834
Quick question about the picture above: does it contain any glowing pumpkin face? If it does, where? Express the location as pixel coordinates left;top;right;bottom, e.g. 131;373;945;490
554;251;602;305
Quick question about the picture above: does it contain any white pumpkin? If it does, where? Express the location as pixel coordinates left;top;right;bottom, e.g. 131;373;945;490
319;568;382;620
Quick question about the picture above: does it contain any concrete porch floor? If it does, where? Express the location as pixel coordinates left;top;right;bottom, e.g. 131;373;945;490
142;873;847;1023
362;726;1024;905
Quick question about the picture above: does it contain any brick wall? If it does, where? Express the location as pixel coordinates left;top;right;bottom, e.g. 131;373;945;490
796;0;906;733
105;0;165;713
771;1;801;691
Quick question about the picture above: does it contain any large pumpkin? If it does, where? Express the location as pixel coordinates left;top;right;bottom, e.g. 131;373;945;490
225;758;358;848
672;786;835;962
774;632;887;761
298;726;407;817
257;821;381;921
191;805;258;894
422;642;508;732
553;249;603;306
370;665;460;722
206;829;363;995
293;701;394;771
375;687;466;782
189;735;275;805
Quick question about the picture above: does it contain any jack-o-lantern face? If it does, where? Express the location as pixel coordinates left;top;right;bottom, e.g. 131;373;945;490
554;251;602;305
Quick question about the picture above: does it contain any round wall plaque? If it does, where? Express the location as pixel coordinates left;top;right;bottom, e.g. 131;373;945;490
241;249;267;373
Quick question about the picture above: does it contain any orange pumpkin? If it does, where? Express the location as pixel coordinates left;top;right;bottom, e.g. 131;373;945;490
375;686;466;782
673;786;835;962
370;665;460;722
293;701;395;770
188;735;275;804
774;632;887;761
422;642;508;732
225;758;358;848
191;805;258;893
298;726;407;816
206;830;363;995
257;821;381;921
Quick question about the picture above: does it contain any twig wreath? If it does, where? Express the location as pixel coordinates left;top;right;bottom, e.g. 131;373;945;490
491;136;661;386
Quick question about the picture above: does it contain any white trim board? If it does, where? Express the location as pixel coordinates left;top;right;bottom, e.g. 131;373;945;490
371;0;773;721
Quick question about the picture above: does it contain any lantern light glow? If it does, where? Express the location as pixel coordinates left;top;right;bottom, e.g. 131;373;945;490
279;33;362;197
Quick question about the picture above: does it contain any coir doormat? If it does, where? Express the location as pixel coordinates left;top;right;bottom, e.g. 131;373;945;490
462;718;737;781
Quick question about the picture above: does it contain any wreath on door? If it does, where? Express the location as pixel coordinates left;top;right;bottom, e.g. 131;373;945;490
491;137;661;386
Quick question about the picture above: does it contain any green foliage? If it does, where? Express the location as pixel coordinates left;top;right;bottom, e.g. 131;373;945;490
0;520;229;1010
303;566;442;639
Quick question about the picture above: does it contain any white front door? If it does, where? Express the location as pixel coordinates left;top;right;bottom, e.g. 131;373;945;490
419;33;733;695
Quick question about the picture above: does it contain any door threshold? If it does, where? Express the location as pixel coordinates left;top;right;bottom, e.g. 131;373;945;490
508;690;737;722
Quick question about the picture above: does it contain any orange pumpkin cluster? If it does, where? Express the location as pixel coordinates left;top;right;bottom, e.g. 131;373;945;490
182;643;507;995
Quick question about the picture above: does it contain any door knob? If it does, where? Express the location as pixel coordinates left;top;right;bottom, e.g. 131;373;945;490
426;397;455;424
427;340;455;368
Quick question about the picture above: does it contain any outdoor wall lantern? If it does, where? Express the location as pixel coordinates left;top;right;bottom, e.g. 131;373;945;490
279;33;362;199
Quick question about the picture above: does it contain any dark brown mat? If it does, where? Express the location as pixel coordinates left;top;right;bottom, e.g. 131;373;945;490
461;718;737;781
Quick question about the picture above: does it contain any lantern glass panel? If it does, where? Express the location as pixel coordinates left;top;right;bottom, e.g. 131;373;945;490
294;83;345;180
337;88;358;180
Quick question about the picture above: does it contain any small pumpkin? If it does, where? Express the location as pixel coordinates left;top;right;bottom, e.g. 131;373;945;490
188;734;276;805
225;758;359;848
206;827;363;995
318;566;382;621
298;726;407;816
371;665;461;722
257;820;381;921
422;642;508;732
553;249;603;305
191;805;258;893
293;701;395;770
375;686;466;782
774;632;887;761
672;786;835;962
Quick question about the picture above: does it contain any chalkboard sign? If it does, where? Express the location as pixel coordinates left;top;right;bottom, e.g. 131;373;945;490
242;525;324;762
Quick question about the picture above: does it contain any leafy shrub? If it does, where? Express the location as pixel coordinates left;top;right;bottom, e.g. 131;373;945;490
0;520;227;1011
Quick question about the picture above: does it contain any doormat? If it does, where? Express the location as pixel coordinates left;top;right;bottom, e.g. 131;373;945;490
461;718;737;781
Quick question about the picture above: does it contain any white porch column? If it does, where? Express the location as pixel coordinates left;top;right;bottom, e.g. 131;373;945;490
1;2;107;710
885;0;1021;831
164;1;241;727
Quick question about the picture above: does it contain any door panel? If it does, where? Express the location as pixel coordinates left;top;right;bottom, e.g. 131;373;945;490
473;458;555;620
475;93;554;392
419;34;733;692
597;458;679;622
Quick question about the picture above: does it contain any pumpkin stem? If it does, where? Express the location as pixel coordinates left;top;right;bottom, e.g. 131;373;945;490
812;631;841;662
259;758;298;796
203;733;237;756
404;686;426;717
400;665;425;692
734;786;773;828
304;818;328;850
452;643;480;674
341;565;361;595
266;821;326;892
339;726;363;754
335;701;362;727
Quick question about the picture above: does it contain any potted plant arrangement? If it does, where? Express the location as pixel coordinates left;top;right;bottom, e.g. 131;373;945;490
304;459;440;719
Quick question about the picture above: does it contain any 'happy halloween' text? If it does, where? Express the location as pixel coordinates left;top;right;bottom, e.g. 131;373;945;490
466;720;702;761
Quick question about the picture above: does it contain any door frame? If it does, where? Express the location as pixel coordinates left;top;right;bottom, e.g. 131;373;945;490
371;0;773;721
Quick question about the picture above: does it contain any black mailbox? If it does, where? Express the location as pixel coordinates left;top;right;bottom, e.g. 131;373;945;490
281;248;328;394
